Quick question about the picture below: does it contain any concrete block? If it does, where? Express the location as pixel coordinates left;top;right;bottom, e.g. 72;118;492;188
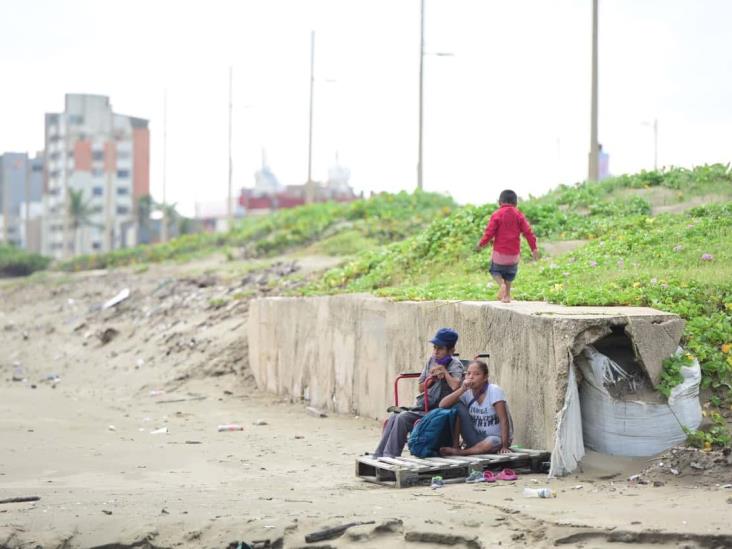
248;296;683;471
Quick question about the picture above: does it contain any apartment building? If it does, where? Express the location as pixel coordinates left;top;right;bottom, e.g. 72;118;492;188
43;94;149;258
0;151;44;252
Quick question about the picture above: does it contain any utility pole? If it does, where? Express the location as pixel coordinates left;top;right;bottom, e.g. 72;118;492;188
62;114;71;258
652;118;658;170
587;0;599;182
105;109;115;253
417;0;425;191
306;31;316;204
24;156;31;250
161;89;168;243
227;66;233;228
1;157;8;244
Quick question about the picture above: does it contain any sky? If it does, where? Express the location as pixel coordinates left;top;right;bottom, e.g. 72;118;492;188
1;0;731;216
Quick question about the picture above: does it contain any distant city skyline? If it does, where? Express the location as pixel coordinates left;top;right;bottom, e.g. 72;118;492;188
2;0;731;216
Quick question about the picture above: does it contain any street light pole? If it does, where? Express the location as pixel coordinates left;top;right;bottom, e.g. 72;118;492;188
641;117;658;170
588;0;599;182
653;118;658;170
161;89;168;243
227;66;233;227
306;30;316;204
417;0;425;191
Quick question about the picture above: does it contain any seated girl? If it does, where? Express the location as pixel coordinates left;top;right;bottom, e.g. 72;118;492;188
438;359;512;456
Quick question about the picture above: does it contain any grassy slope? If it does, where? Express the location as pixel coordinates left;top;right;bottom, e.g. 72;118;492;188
304;165;732;444
57;190;455;271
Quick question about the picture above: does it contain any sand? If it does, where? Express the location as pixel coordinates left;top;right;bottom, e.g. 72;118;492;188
1;255;731;548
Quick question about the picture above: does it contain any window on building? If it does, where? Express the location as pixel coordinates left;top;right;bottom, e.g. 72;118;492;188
32;164;43;172
92;168;104;177
68;114;84;125
92;187;103;196
92;150;104;161
92;242;102;250
117;151;131;160
116;206;130;215
117;169;130;178
116;186;129;196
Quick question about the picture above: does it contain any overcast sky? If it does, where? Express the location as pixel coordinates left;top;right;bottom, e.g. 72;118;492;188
2;0;731;215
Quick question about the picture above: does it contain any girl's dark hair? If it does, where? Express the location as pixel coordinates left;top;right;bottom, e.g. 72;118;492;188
499;189;518;205
471;360;488;376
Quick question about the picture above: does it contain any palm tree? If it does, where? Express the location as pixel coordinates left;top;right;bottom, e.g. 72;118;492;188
68;189;97;256
135;194;154;244
160;202;179;240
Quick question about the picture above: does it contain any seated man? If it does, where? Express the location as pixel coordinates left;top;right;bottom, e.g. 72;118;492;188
373;328;465;458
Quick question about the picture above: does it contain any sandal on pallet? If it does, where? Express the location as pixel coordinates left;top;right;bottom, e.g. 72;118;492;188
496;468;518;481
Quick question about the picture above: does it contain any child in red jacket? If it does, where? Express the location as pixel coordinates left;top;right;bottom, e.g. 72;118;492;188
476;190;539;303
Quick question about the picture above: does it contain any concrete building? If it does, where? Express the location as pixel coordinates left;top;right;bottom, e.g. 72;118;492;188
43;94;150;258
0;152;44;252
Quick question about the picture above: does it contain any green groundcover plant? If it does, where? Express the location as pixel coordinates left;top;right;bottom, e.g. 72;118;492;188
0;244;50;277
305;165;732;447
58;190;455;271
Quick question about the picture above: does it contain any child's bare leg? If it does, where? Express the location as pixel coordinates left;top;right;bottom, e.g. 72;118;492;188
441;439;498;456
501;280;512;303
491;274;506;300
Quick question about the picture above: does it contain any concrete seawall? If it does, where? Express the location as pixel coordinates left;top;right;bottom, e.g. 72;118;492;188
248;295;683;470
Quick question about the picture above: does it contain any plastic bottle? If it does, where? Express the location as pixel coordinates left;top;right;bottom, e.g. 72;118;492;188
217;424;244;432
522;487;555;498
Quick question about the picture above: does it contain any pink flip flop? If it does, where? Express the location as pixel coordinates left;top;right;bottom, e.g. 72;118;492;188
496;468;518;481
482;470;497;483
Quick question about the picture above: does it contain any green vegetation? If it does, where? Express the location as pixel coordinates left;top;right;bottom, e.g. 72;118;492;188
685;411;731;450
58;190;455;271
0;244;51;277
305;165;732;446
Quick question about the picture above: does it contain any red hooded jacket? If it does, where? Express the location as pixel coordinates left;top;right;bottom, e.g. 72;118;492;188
478;204;537;256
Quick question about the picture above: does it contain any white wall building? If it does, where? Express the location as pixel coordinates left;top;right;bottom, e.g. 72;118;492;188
43;94;150;258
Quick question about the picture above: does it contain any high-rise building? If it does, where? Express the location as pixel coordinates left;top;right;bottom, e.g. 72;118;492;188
43;94;149;258
0;151;44;252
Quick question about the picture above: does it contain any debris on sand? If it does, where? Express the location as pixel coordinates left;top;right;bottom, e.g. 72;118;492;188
102;288;130;310
305;521;376;543
639;447;732;486
306;406;327;418
0;496;40;505
97;327;120;345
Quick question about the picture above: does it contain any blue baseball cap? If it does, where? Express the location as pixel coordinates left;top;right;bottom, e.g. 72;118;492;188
430;328;458;348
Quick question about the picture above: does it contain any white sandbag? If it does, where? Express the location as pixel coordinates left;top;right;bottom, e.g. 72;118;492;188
549;361;585;477
578;346;702;457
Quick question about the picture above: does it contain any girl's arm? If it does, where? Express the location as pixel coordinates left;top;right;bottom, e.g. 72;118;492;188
494;400;511;453
439;383;468;408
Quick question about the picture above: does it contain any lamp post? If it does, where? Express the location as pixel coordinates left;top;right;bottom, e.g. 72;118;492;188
587;0;599;182
306;31;316;204
161;89;168;243
417;0;425;191
417;0;453;192
642;118;658;170
227;66;233;227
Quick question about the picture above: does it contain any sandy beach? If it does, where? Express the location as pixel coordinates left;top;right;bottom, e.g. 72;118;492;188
1;256;731;548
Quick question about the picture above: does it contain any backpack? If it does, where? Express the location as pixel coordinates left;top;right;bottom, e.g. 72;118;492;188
407;407;458;458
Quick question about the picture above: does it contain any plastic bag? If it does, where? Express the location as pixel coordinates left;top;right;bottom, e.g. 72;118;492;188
578;346;701;457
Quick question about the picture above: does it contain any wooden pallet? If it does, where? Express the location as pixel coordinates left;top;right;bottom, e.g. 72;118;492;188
356;449;551;488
